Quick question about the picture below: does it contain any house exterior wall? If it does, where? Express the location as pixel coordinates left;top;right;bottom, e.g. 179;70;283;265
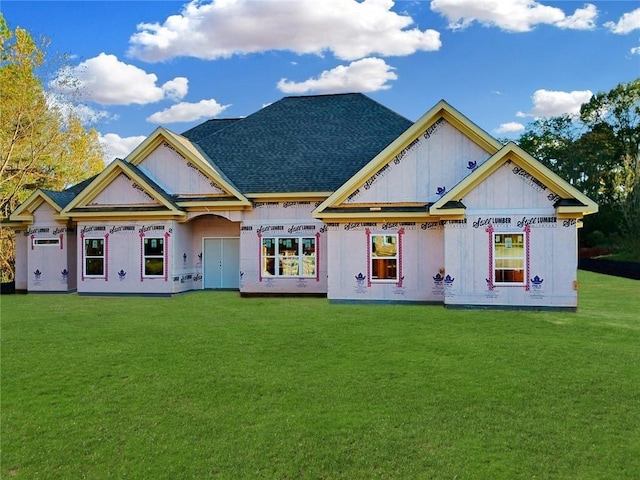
442;214;578;309
14;228;28;291
20;203;74;292
326;221;445;303
76;220;177;295
239;202;328;294
343;120;491;205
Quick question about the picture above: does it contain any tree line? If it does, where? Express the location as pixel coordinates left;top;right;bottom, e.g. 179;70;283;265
515;78;639;259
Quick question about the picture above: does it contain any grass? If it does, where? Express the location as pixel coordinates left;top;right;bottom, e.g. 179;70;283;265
1;270;639;479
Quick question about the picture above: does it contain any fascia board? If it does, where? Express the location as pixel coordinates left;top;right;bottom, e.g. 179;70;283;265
65;211;187;220
313;100;502;216
178;201;253;208
247;192;332;200
311;211;434;221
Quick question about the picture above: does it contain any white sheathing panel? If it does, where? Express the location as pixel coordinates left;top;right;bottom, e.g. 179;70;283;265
443;215;578;308
90;173;160;206
239;203;327;294
32;202;58;223
343;120;491;205
76;221;176;295
137;143;227;196
25;223;74;292
14;229;28;291
326;221;445;302
462;161;563;211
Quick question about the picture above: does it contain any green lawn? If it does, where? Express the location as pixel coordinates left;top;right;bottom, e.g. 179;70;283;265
1;271;639;479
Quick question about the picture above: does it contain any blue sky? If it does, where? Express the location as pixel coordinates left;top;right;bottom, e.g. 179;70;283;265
3;0;640;163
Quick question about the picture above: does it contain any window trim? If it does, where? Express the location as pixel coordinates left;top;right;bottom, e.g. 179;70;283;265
84;237;106;278
143;236;165;278
369;233;399;283
261;236;316;278
492;231;526;286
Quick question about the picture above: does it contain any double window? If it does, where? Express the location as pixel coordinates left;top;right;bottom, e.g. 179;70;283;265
143;237;164;277
493;232;525;285
84;238;105;277
262;237;316;277
370;234;398;282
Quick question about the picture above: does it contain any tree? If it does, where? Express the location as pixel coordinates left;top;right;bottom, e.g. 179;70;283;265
0;14;105;281
580;79;640;255
516;78;640;257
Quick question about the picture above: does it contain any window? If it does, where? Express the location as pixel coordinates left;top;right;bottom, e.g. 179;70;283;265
33;238;60;246
262;237;316;277
85;238;105;277
144;237;164;276
493;232;525;285
370;234;398;281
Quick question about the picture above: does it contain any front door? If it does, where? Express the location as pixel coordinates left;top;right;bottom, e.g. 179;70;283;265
203;238;240;289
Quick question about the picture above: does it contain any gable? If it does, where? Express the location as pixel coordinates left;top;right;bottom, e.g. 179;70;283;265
313;99;502;219
60;159;185;220
125;127;251;207
338;119;492;206
461;161;563;211
9;190;63;223
136;142;229;197
431;142;598;218
90;172;161;206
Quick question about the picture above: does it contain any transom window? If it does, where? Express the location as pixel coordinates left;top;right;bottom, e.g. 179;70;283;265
144;237;164;277
84;238;105;277
493;232;525;285
262;237;316;277
33;238;60;247
370;234;398;281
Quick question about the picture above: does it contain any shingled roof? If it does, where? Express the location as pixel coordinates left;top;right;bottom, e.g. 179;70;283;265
182;93;413;194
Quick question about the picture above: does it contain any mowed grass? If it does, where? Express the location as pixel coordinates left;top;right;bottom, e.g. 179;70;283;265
1;271;639;479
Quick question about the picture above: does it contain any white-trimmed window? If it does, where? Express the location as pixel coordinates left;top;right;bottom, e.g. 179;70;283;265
84;238;105;277
33;238;60;247
262;237;316;277
493;232;526;285
370;234;398;281
143;237;164;277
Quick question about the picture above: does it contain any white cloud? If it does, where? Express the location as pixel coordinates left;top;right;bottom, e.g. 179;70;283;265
517;89;593;118
277;57;397;94
146;99;231;123
99;133;147;163
604;7;640;34
128;0;441;62
431;0;597;32
162;77;189;101
495;122;525;134
53;53;188;106
632;44;640;55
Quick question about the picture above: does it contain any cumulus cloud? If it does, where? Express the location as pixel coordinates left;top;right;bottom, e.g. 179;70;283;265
604;7;640;34
277;58;397;94
128;0;441;62
146;99;230;123
431;0;597;32
53;53;188;105
495;122;525;134
516;89;593;118
632;43;640;55
99;133;147;163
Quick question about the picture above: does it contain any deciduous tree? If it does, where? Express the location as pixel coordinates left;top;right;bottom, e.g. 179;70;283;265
0;15;104;281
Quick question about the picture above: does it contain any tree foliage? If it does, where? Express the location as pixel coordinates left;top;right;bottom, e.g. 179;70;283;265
517;78;640;257
0;14;105;280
